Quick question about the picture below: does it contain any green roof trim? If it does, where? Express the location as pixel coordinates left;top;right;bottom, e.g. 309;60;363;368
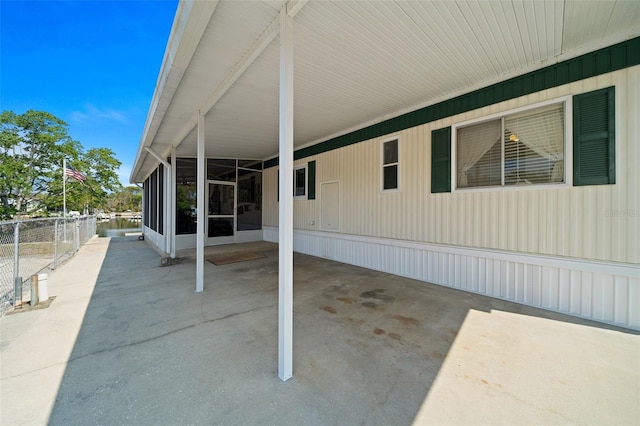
264;36;640;169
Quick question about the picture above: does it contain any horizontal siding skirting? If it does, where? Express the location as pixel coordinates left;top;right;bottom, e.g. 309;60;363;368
263;226;639;330
143;226;167;255
264;36;640;169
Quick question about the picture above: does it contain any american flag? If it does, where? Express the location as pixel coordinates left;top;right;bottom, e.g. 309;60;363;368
65;165;86;182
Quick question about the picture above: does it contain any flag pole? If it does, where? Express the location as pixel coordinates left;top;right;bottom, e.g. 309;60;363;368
63;158;67;218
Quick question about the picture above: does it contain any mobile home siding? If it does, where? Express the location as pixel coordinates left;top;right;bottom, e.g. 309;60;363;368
263;66;640;329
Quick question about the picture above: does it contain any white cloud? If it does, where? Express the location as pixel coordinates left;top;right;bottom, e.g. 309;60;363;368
70;104;130;124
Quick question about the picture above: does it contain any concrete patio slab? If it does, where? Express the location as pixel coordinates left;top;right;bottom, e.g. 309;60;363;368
1;236;638;425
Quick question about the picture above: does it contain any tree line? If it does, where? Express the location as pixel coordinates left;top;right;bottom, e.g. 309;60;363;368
0;110;140;220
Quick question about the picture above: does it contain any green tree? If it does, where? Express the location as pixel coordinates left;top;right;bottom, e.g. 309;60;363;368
0;110;80;219
106;185;142;212
81;147;122;212
1;110;123;218
44;148;122;214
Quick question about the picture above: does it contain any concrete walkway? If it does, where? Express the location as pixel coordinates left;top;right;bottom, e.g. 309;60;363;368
1;236;638;425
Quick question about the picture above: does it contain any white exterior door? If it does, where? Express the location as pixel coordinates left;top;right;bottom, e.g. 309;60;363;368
206;180;236;244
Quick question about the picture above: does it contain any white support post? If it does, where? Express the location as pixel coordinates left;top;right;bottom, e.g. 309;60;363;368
196;113;206;293
278;5;294;382
141;180;146;234
164;162;171;255
170;147;177;259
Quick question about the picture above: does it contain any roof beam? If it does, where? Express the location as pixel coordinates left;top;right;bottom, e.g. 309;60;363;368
144;147;170;169
131;0;218;182
170;17;280;150
287;0;309;17
171;0;310;151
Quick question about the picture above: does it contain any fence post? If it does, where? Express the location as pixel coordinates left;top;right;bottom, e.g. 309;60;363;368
13;222;22;308
74;218;79;252
53;218;59;269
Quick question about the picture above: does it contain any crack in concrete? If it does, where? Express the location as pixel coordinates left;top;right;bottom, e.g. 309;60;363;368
487;384;578;424
202;304;275;325
1;304;276;381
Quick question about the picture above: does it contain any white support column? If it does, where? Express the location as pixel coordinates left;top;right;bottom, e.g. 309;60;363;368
164;161;171;255
170;147;177;259
196;113;206;293
141;180;146;233
278;5;294;382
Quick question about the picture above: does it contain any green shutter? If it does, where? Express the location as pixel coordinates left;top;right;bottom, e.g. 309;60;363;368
573;87;616;186
308;161;316;200
431;127;452;193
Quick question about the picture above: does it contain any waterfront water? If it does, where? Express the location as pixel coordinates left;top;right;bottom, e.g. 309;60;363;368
96;218;143;238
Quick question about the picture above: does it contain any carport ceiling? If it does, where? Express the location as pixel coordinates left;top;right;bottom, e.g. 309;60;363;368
131;0;640;182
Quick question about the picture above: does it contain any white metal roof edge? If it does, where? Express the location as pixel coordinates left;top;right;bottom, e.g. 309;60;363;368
130;0;218;183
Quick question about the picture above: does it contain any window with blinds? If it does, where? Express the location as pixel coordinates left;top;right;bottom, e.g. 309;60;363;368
456;102;565;189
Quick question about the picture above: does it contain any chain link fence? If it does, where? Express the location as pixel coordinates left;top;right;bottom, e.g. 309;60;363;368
0;216;96;317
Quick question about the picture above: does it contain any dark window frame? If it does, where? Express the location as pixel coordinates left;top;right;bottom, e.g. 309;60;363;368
381;138;399;191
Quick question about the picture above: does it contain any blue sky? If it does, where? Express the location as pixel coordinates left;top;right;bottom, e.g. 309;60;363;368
1;0;178;185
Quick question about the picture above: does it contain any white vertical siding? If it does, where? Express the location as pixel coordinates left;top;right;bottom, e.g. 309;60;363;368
264;66;640;265
261;66;639;329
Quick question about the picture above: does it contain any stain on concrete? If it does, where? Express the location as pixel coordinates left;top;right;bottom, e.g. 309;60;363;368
393;315;419;326
359;288;395;305
345;317;365;325
361;301;377;308
373;328;386;335
328;284;349;294
360;289;381;298
320;305;337;314
336;297;354;304
481;379;489;385
388;333;401;340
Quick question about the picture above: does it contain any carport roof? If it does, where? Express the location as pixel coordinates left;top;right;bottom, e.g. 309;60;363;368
130;0;640;183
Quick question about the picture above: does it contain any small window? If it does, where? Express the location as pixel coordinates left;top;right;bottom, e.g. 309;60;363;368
382;138;399;190
294;165;307;198
455;102;565;189
277;162;316;201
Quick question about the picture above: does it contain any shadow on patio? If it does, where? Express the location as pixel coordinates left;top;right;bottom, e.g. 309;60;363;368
36;237;639;424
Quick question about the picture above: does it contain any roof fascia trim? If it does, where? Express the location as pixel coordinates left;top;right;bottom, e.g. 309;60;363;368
263;36;640;168
170;0;311;158
130;0;218;183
